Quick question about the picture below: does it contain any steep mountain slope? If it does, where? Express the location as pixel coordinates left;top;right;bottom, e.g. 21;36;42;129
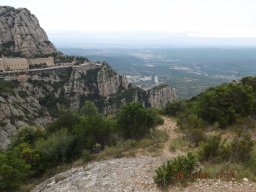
0;6;57;57
0;6;176;149
0;63;176;149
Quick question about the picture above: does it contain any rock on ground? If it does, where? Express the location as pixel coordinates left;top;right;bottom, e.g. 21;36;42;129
32;155;256;192
32;156;162;192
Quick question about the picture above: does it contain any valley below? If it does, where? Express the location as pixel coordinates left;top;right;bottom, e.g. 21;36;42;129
60;48;256;99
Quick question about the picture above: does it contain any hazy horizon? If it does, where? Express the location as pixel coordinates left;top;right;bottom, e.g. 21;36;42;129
2;0;256;48
50;31;256;49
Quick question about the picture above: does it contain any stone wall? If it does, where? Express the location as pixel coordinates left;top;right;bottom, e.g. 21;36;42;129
0;58;4;71
0;57;29;71
28;56;54;66
0;56;55;71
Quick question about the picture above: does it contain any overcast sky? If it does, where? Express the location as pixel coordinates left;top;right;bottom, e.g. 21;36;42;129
1;0;256;38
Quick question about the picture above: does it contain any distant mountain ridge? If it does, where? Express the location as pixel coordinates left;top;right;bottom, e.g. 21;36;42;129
0;6;57;58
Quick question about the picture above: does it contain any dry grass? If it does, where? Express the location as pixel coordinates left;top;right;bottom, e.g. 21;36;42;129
94;129;168;160
202;162;256;182
169;137;190;152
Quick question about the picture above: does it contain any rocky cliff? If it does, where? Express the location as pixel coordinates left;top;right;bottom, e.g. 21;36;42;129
148;85;176;108
0;63;176;149
0;6;57;57
0;6;176;149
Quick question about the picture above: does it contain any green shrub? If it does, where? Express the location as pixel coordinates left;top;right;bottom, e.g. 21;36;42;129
246;146;256;177
169;137;189;152
199;132;254;163
35;129;75;166
184;128;205;147
198;134;227;163
13;143;41;176
47;110;80;133
154;153;198;187
228;132;254;162
74;115;113;152
80;101;98;116
164;101;186;116
117;103;159;139
197;84;256;127
178;114;205;130
81;150;91;163
0;151;30;191
11;126;43;147
145;108;164;126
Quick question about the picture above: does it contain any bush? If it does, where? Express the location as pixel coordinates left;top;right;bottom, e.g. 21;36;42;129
199;132;254;163
197;84;256;127
11;126;43;147
164;101;186;116
184;128;205;147
178;114;205;130
81;150;91;163
246;146;256;177
198;134;227;163
0;151;30;191
145;108;164;126
74;115;113;152
13;143;41;176
47;110;80;133
228;132;254;162
154;153;199;187
35;129;75;166
80;101;98;116
117;103;159;139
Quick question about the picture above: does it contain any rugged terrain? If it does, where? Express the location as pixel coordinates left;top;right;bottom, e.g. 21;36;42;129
32;117;256;192
0;6;176;149
0;6;57;57
0;64;176;149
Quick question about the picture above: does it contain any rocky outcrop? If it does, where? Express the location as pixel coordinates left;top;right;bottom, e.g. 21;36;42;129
97;64;128;97
0;89;51;149
66;64;129;109
0;6;176;149
0;63;176;149
148;85;176;108
0;6;57;57
32;156;163;192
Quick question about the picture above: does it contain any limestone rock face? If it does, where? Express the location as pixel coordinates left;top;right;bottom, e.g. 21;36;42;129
148;85;176;108
0;64;131;149
0;93;51;149
0;6;57;57
97;64;129;97
0;64;176;149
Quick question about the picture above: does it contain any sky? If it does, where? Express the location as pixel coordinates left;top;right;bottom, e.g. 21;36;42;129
1;0;256;38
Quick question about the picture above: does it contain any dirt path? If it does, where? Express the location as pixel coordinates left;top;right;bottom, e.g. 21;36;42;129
156;117;184;158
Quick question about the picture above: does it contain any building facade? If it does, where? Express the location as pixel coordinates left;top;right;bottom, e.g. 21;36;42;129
0;58;4;71
0;57;29;71
0;56;54;71
28;57;54;66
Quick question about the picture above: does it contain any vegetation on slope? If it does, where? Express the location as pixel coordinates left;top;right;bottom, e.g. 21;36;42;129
154;76;256;189
0;102;163;191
